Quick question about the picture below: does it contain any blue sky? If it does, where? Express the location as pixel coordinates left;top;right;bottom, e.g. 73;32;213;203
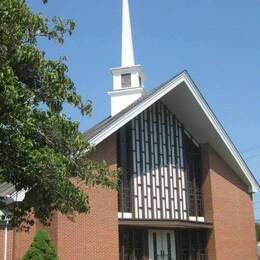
27;0;260;218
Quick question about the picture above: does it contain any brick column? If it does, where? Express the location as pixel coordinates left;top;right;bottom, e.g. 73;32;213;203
201;144;257;260
201;144;217;260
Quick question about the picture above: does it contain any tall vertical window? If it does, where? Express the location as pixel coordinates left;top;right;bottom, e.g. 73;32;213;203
119;229;147;260
121;73;131;88
118;124;132;213
184;134;204;217
176;230;208;260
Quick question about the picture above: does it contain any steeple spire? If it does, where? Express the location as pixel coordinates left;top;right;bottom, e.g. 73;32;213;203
108;0;145;116
122;0;135;67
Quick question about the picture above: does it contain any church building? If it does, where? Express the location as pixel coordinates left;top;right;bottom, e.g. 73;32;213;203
0;0;259;259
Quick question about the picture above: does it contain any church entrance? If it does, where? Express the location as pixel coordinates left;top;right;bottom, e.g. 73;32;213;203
119;227;208;260
148;230;176;260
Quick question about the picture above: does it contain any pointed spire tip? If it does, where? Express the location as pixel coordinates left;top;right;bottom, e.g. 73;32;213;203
121;0;135;67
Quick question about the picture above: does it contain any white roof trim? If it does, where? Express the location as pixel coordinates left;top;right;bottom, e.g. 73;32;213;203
89;71;259;193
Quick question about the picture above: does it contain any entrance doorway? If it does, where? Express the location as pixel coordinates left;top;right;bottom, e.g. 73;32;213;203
148;230;176;260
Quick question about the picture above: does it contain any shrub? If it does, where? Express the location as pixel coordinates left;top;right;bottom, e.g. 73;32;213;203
23;230;58;260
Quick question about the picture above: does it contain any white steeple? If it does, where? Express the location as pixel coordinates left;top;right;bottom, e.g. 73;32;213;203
121;0;135;67
108;0;145;116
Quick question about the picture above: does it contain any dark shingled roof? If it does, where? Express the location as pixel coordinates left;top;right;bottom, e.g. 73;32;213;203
83;71;186;141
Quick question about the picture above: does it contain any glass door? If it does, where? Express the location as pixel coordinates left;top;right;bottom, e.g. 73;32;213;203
148;230;176;260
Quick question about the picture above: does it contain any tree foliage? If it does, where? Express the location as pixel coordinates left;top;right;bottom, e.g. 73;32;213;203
23;229;58;260
0;0;118;229
256;223;260;241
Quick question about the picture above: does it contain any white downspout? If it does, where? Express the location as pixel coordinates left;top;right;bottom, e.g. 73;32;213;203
4;219;8;260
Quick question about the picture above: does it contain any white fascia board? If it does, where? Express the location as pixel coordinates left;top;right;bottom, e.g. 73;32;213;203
89;71;259;193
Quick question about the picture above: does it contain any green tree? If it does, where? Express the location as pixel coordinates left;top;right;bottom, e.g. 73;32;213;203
23;230;58;260
256;223;260;241
0;0;118;229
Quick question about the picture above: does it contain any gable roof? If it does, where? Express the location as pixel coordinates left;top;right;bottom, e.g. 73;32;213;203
84;70;259;193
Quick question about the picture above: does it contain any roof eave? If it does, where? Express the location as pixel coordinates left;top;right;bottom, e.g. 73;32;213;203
184;73;260;193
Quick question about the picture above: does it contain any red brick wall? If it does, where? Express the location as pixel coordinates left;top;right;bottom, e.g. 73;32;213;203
56;133;119;260
202;144;257;260
56;187;118;260
36;213;58;248
13;226;36;260
0;133;119;260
